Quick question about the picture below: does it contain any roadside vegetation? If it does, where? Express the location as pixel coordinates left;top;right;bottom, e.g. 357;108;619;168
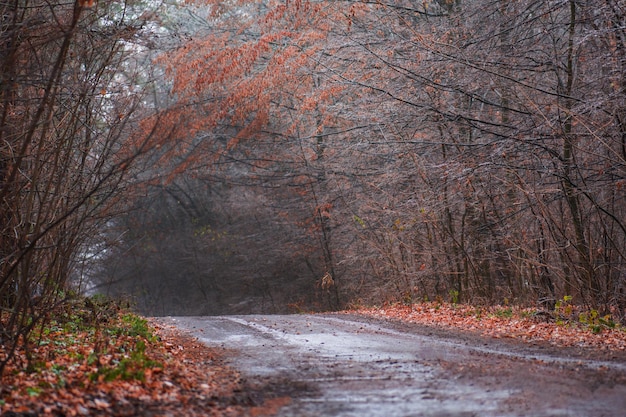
355;298;626;351
0;295;247;416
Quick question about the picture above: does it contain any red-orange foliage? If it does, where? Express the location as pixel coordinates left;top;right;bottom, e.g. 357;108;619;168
148;0;357;178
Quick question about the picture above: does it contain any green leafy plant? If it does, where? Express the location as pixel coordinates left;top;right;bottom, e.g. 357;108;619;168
114;314;157;342
449;289;459;305
89;340;162;382
493;307;513;319
554;295;573;325
579;310;617;334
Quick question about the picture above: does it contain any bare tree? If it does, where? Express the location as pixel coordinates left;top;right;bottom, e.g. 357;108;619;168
0;0;160;373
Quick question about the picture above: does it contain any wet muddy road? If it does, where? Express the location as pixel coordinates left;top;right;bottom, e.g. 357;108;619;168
158;314;626;417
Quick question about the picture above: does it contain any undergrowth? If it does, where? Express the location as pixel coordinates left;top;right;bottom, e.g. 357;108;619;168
1;294;163;404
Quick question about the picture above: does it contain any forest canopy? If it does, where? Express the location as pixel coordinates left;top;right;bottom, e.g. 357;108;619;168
2;0;626;367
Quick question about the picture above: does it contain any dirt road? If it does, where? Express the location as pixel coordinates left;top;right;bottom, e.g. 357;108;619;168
158;314;626;417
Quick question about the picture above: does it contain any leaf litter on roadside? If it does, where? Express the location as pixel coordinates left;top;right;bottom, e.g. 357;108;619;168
355;302;626;351
0;301;246;417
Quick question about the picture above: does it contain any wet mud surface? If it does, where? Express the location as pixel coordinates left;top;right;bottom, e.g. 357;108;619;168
157;314;626;417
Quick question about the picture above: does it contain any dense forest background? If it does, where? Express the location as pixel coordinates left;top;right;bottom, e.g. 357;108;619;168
2;0;626;356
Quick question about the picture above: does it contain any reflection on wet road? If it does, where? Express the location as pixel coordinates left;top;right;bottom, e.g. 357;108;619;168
160;314;626;417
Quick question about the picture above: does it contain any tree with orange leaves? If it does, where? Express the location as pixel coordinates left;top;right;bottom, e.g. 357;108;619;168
95;0;626;322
